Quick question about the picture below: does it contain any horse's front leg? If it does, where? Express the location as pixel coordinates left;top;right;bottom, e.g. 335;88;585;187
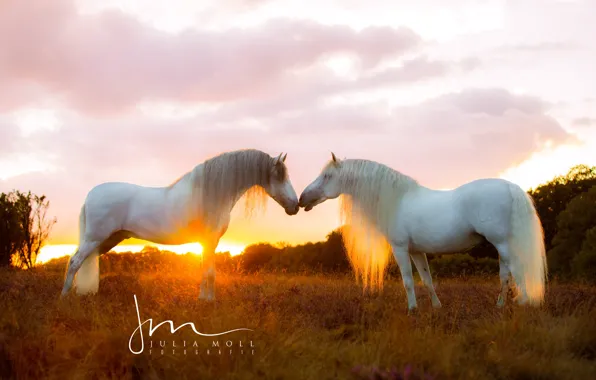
410;252;441;308
391;243;417;312
199;241;217;301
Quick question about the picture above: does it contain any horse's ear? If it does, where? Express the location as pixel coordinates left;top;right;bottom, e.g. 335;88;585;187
331;152;341;166
282;153;287;163
274;152;283;165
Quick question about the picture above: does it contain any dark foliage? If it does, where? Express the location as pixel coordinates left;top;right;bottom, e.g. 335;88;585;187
0;190;55;268
530;164;596;251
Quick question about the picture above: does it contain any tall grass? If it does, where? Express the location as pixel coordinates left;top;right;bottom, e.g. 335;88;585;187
0;255;595;379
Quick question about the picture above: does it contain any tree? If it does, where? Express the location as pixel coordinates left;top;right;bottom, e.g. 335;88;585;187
240;243;279;272
466;239;498;260
547;185;596;277
318;229;351;271
0;192;22;267
12;191;56;269
529;164;596;251
572;226;596;281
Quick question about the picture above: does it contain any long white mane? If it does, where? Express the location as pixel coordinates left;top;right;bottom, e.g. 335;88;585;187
330;159;419;291
171;149;280;226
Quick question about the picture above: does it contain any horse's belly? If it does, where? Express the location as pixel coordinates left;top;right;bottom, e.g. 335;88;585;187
132;219;208;245
408;217;484;254
410;232;483;254
133;233;192;246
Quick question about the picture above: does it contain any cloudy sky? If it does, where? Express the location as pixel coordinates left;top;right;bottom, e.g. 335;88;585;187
1;0;595;258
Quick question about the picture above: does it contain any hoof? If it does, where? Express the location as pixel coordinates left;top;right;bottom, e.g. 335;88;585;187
496;295;506;308
60;287;71;298
513;294;529;306
432;301;442;309
407;307;418;316
198;293;215;301
516;299;529;306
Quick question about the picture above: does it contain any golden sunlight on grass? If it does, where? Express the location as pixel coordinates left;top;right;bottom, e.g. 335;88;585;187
37;241;246;264
2;255;596;379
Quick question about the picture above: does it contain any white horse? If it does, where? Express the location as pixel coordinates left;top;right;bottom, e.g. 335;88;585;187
61;149;299;300
299;153;547;311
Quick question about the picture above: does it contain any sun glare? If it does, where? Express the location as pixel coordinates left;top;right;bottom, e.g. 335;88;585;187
37;241;246;265
500;142;596;190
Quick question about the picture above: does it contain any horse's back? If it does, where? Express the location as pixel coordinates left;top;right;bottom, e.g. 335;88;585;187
454;178;515;209
85;182;142;208
83;183;158;236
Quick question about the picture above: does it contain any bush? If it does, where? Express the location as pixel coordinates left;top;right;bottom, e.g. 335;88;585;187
548;185;596;277
572;226;596;281
429;254;499;278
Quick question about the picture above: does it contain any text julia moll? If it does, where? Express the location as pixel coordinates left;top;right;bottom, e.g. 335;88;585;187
147;340;256;355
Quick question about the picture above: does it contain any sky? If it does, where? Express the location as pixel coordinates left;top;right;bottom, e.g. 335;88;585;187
1;0;595;262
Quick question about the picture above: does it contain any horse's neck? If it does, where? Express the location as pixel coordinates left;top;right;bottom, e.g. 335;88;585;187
166;172;198;218
342;170;419;233
189;167;257;219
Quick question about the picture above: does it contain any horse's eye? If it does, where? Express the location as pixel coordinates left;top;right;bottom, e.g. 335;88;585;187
323;173;331;180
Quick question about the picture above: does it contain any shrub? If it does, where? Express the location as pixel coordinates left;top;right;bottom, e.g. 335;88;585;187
429;254;499;278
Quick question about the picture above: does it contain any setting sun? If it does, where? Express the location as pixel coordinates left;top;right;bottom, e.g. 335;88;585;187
37;241;246;264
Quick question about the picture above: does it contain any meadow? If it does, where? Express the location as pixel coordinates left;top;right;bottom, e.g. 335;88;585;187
1;255;596;380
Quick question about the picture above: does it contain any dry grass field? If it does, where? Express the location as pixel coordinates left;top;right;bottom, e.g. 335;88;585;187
1;256;596;380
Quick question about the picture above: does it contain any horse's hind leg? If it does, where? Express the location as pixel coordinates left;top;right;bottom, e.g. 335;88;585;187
62;232;127;297
410;252;441;308
493;241;512;307
61;240;101;296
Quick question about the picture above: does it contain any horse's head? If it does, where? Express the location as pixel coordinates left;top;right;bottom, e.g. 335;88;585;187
266;153;300;215
299;152;343;211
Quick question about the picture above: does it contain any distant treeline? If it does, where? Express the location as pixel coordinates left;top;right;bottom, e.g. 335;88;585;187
235;232;502;279
7;165;596;282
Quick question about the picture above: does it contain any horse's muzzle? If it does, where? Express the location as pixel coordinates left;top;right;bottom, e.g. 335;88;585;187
298;194;306;207
298;194;314;211
285;204;300;215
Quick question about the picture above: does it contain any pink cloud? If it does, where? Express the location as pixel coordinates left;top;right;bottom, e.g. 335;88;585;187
0;0;424;114
427;88;548;116
1;89;569;186
498;41;578;53
573;117;595;127
0;123;19;152
189;55;480;129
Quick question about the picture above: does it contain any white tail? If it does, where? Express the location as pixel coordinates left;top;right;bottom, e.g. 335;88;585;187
507;184;547;305
73;204;100;295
